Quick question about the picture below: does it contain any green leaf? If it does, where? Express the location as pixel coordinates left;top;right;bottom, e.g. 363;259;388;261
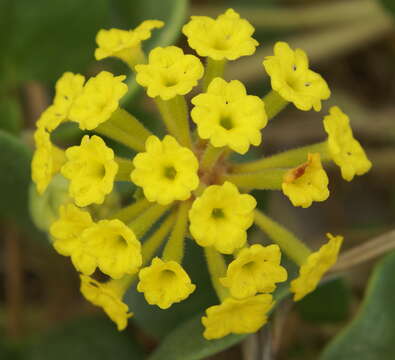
380;0;395;17
114;0;189;105
320;251;395;360
297;278;350;324
0;130;32;220
2;0;109;83
126;240;218;339
23;316;144;360
148;313;246;360
0;97;22;135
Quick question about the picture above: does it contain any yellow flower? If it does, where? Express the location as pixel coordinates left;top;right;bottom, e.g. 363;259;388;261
61;135;118;207
53;72;85;116
282;153;329;208
69;71;128;130
81;219;142;279
135;46;204;100
189;181;256;254
50;203;93;257
263;42;330;111
182;8;258;61
36;105;66;132
323;106;372;181
290;233;343;301
191;78;267;154
131;135;199;205
49;204;98;275
95;20;164;65
31;128;66;194
80;275;133;331
137;257;196;309
202;294;274;339
220;244;287;299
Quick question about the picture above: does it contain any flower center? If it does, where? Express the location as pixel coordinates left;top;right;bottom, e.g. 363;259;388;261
164;166;177;180
212;208;225;219
219;116;233;130
243;261;257;271
161;269;176;281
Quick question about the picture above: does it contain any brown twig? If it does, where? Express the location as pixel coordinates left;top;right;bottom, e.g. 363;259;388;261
331;229;395;273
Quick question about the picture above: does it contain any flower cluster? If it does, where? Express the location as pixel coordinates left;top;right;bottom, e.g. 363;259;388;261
31;8;371;339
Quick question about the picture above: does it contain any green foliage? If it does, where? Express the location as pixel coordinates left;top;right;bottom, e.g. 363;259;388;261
126;240;218;339
380;0;395;17
321;251;395;360
1;0;109;84
23;316;144;360
0;97;22;134
297;278;350;323
148;313;245;360
0;130;31;220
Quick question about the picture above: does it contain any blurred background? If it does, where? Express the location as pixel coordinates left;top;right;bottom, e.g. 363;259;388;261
1;0;395;359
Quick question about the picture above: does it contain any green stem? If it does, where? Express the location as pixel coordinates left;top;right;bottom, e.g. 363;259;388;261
129;203;172;238
142;213;176;265
221;168;287;190
110;197;151;223
95;109;151;152
254;210;311;266
154;96;193;149
263;90;289;120
232;141;330;173
115;157;134;181
200;143;224;172
162;201;191;262
202;58;227;91
204;247;229;301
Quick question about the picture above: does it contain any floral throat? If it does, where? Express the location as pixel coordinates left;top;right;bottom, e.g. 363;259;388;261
31;8;371;339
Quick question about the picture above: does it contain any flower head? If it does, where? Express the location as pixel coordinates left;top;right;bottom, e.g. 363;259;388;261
191;78;267;154
282;153;329;208
202;294;274;339
69;71;127;130
81;219;142;279
323;106;372;181
95;20;164;64
137;257;196;309
263;42;330;111
31;128;66;194
135;46;204;100
189;182;256;254
50;203;93;256
182;8;258;61
80;275;132;331
291;233;343;301
220;244;287;299
131;135;199;205
61;135;118;207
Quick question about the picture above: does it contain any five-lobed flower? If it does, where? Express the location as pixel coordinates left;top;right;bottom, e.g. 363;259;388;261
131;135;199;205
263;42;330;111
189;181;256;254
137;257;196;309
95;20;164;67
135;46;204;100
323;106;372;181
61;135;118;207
191;77;267;154
182;8;258;61
220;244;287;299
282;153;329;208
202;294;274;339
291;233;343;301
69;71;128;130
